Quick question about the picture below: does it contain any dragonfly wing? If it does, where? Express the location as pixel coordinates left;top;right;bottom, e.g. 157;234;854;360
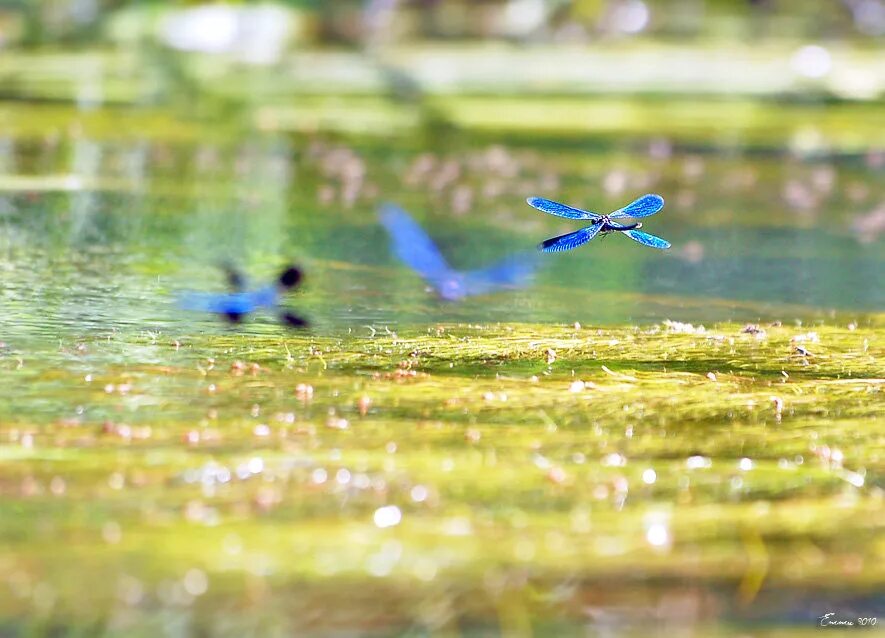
280;311;309;328
278;266;303;289
526;197;601;220
379;203;453;281
621;229;671;250
220;262;246;291
460;252;539;297
538;223;603;253
609;194;665;219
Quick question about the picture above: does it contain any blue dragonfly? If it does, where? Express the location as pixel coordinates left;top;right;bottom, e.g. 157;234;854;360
379;203;538;301
527;194;670;253
178;264;308;327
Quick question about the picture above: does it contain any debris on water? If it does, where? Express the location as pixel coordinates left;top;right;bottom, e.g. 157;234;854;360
357;395;372;416
663;320;706;334
373;505;402;529
326;415;349;430
102;521;122;544
686;455;711;470
253;424;271;437
771;396;784;421
674;240;705;263
645;521;671;550
547;467;567;484
183;569;209;597
851;204;885;243
50;476;66;496
812;444;844;470
295;383;314;401
840;470;864;488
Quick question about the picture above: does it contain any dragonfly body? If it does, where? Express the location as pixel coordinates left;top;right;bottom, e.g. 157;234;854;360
527;194;670;253
178;286;279;321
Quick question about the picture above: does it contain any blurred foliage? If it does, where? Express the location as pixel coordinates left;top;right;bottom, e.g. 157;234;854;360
0;0;883;47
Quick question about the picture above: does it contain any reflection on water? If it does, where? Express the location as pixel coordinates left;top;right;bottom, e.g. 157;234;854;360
379;202;539;301
0;116;883;349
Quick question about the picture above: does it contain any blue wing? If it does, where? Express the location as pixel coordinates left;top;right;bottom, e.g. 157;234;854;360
379;203;454;281
461;252;539;297
620;229;671;250
609;194;665;219
526;197;601;221
538;223;603;253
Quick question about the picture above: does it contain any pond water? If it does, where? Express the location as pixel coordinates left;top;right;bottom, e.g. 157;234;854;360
0;70;883;636
2;103;882;348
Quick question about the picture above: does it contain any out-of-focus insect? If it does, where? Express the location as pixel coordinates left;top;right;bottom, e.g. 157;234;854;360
379;203;538;301
178;264;308;327
527;194;671;253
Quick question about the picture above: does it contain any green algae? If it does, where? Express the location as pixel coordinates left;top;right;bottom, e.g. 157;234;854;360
0;319;882;635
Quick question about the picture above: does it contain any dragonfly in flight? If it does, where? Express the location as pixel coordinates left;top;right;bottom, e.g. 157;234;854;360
178;264;308;327
527;194;670;253
379;203;538;301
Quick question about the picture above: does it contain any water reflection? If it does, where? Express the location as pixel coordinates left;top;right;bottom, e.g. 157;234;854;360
0;129;882;342
379;203;538;301
177;264;307;327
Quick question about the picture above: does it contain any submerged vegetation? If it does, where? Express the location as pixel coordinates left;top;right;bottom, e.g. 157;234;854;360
1;318;882;634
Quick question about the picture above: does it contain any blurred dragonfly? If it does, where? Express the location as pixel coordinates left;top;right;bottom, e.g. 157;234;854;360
527;194;671;253
379;203;538;301
178;264;308;327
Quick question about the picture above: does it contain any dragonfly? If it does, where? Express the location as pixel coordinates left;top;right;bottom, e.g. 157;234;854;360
527;194;670;253
177;264;308;327
379;203;538;301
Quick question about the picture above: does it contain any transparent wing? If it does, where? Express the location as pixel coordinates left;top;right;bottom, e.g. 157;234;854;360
379;203;453;280
621;229;671;250
461;252;539;296
538;223;603;253
220;262;246;291
526;197;601;220
609;194;665;219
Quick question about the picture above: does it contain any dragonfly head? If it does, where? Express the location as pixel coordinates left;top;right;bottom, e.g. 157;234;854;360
635;222;643;229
